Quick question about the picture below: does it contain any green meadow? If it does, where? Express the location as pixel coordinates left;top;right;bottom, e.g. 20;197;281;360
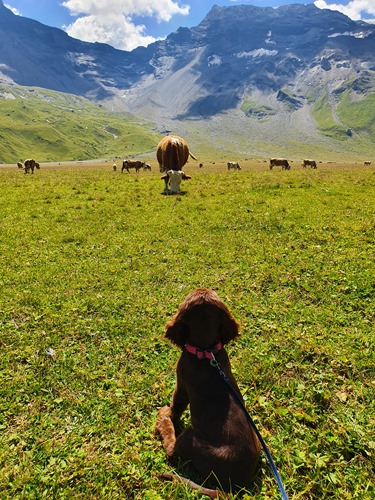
2;85;375;165
0;86;161;164
1;162;374;499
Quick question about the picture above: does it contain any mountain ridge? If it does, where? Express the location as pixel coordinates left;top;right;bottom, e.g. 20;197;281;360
1;1;375;160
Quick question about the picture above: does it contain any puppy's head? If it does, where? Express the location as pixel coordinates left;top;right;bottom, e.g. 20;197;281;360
165;288;240;349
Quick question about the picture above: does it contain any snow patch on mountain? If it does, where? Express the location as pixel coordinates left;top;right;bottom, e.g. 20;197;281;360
236;49;278;58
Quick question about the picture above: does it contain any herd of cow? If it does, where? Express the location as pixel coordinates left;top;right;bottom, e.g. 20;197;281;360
116;145;320;195
14;136;372;194
151;136;321;193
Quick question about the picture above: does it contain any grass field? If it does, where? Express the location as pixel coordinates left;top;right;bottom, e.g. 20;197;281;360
1;160;374;499
0;86;161;164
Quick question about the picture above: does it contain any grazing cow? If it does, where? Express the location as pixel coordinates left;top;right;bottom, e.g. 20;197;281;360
269;158;290;170
161;170;191;195
122;160;146;173
227;161;241;170
364;161;371;166
156;135;197;173
302;159;317;169
23;158;39;174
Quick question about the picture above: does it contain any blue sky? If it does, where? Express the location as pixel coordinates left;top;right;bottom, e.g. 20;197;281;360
4;0;375;51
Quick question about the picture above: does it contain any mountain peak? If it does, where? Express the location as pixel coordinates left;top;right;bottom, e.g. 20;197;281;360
0;2;374;158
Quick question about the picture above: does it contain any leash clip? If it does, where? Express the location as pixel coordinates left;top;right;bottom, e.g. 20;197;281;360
209;352;228;381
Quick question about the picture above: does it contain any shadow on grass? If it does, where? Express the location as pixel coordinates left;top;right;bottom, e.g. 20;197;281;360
159;455;263;499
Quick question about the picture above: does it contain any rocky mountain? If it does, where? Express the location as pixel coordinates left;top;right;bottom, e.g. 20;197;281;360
1;1;375;159
0;0;147;98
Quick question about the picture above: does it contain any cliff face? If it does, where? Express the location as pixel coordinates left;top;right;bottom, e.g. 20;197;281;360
1;2;375;157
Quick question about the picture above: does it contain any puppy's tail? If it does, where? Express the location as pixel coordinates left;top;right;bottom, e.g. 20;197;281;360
159;472;228;499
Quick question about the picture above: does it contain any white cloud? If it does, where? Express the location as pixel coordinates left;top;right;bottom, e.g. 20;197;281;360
5;3;20;15
62;0;190;51
314;0;375;23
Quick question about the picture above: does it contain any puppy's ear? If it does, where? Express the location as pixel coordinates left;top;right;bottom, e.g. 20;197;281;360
219;309;240;345
165;317;188;348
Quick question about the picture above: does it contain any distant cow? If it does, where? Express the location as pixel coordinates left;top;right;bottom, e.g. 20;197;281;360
156;135;196;173
23;158;40;174
17;161;23;169
113;163;117;171
122;160;146;173
302;159;317;169
227;161;241;170
364;161;371;166
161;169;191;195
269;158;290;171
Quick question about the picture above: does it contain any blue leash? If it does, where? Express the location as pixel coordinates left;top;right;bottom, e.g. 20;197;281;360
210;353;289;500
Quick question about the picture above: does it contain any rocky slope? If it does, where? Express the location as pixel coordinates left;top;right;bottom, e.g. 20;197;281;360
1;1;374;158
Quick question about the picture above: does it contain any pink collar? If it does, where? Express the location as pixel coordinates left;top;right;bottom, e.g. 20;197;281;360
185;340;223;360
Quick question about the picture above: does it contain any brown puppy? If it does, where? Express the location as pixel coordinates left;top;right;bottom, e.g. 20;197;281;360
155;288;260;495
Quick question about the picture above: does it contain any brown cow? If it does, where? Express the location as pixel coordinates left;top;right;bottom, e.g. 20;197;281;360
269;158;290;170
122;160;146;173
23;158;39;174
302;159;317;169
227;161;241;170
156;135;196;173
364;161;371;166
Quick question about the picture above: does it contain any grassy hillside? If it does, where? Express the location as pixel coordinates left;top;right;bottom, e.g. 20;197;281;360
1;84;375;165
337;91;375;135
311;90;375;140
0;161;374;499
311;94;349;141
0;86;161;164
